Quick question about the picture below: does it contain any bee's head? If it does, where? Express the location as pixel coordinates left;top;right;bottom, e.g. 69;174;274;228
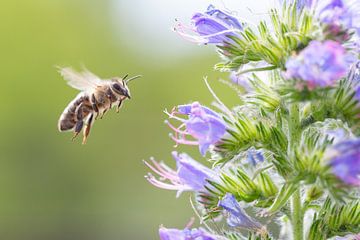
111;77;131;99
111;75;141;99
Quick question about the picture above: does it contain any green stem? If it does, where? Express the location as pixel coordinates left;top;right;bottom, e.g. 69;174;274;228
288;103;300;149
291;189;303;240
288;103;303;240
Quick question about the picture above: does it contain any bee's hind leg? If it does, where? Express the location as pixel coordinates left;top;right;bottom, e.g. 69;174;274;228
82;113;94;145
72;120;84;141
72;103;84;141
100;108;108;119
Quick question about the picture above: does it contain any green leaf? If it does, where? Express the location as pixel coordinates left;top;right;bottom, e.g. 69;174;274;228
266;183;298;215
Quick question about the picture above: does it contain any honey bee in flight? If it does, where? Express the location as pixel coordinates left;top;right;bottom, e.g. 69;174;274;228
58;67;141;144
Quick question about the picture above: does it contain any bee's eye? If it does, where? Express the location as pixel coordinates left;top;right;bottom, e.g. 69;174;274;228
112;83;125;94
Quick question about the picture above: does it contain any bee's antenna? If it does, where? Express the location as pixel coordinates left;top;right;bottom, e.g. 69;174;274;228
122;74;129;80
125;75;142;84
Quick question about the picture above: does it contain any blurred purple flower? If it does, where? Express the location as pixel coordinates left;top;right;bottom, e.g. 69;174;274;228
278;0;313;10
159;226;216;240
334;233;360;240
285;40;353;88
218;193;263;231
348;62;360;103
318;0;360;36
175;5;243;45
230;72;252;91
356;87;360;103
247;147;265;166
166;101;226;156
145;151;217;197
329;139;360;186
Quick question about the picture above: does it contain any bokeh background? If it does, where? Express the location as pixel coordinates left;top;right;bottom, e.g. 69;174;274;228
0;0;271;239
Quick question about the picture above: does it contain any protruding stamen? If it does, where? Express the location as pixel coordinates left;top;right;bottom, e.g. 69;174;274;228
170;134;199;145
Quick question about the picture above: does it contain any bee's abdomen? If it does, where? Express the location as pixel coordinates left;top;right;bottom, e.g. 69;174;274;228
58;94;91;131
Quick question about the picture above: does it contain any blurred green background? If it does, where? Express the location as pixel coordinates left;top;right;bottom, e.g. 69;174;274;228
0;0;242;239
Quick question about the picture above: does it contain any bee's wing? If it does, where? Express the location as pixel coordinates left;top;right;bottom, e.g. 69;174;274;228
59;67;103;92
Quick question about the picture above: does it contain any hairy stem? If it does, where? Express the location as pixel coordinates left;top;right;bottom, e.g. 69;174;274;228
291;189;303;240
288;103;303;240
288;103;300;149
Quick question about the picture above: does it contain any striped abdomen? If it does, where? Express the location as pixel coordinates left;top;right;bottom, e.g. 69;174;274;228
58;93;92;131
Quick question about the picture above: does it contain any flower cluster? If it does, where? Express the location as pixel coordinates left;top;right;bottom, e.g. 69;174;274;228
317;0;360;37
285;40;351;88
145;1;360;240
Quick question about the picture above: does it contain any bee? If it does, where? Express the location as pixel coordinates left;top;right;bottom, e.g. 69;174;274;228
57;67;140;144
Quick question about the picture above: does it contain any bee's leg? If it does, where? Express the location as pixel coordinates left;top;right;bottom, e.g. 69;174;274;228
91;94;100;119
106;88;116;109
82;113;94;144
72;103;84;141
100;108;108;119
116;100;123;113
72;120;83;141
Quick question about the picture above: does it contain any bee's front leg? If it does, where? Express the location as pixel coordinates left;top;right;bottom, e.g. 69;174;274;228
105;88;116;109
91;94;100;119
82;113;94;144
116;100;123;113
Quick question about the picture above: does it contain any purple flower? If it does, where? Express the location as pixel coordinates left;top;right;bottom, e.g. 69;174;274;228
175;5;243;45
285;40;353;88
144;152;217;197
334;233;360;240
230;72;252;92
328;139;360;186
318;0;360;36
218;193;263;231
166;102;226;156
278;0;313;10
348;62;360;103
159;226;216;240
356;87;360;103
246;147;265;166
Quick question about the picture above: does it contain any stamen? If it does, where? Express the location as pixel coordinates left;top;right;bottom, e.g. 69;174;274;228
174;23;242;44
185;217;195;229
170;135;199;145
159;161;178;175
149;158;179;180
166;121;190;135
164;110;186;122
145;174;185;190
143;159;178;181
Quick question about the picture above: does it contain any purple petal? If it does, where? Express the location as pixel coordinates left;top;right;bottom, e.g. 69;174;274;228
329;139;360;186
175;102;226;155
218;193;262;230
159;226;216;240
172;152;215;191
285;40;353;87
190;5;243;45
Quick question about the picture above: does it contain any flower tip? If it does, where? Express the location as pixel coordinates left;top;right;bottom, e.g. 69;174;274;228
171;151;178;158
